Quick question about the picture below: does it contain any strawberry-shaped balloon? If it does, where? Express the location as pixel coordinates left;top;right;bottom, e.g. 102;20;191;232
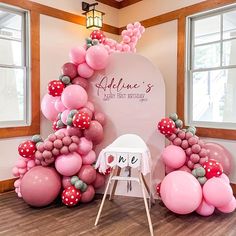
158;117;176;136
62;186;81;207
202;159;223;179
47;80;65;97
18;140;36;158
90;30;106;43
72;111;91;129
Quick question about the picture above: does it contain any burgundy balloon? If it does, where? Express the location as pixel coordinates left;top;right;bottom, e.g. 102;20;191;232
80;185;95;203
78;165;96;184
84;120;104;144
61;62;77;79
72;76;89;90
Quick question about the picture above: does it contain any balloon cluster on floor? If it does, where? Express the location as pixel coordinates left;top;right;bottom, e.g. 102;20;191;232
156;113;235;216
12;23;145;208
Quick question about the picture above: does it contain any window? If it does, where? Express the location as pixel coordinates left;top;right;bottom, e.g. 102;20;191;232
186;4;236;130
0;4;30;128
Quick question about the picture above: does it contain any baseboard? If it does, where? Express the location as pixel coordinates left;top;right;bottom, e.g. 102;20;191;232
0;178;17;193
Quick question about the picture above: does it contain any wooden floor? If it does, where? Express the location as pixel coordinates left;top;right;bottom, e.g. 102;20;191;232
0;192;235;236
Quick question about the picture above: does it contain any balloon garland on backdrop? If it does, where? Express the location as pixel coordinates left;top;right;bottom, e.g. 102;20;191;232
156;113;236;216
12;22;145;208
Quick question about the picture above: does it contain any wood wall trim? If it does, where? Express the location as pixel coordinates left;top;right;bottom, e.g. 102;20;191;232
0;178;17;193
0;0;119;35
97;0;143;9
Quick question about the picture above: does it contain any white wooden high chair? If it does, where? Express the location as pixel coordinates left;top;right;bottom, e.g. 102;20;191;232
94;134;154;236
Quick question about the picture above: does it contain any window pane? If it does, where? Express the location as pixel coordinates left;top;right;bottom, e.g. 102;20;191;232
222;39;236;66
194;15;221;45
223;10;236;39
0;67;25;123
0;38;22;66
192;69;236;123
194;43;220;69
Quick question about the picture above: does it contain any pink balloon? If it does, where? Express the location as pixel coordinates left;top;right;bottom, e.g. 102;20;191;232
66;126;82;137
77;62;94;79
177;165;192;173
94;112;106;126
78;165;96;184
85;101;95;112
61;85;88;109
55;152;82;176
80;185;95;203
205;142;233;176
85;45;109;70
61;62;77;79
161;145;186;169
203;177;233;207
77;137;93;155
84;120;104;144
196;199;215;216
16;159;27;168
61;109;70;125
92;172;105;189
217;197;236;213
20;166;61;207
72;77;89;90
160;171;202;214
55;128;68;136
69;46;86;65
82;150;96;165
165;165;175;174
41;94;59;121
123;35;131;43
62;176;73;189
55;98;66;113
219;173;230;184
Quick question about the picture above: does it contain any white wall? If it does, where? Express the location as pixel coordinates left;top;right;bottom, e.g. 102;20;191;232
0;0;118;181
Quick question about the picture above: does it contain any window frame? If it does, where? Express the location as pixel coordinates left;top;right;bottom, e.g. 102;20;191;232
0;3;40;138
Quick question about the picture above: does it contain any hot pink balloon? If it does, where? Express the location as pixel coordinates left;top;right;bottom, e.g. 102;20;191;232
80;185;95;203
55;152;82;176
61;85;88;109
55;98;66;113
161;145;186;169
196;198;215;216
69;46;86;65
82;150;96;165
85;45;109;70
217;197;236;213
77;62;94;79
205;142;233;176
77;137;93;155
62;176;73;189
84;120;104;144
41;94;59;121
72;77;89;90
203;177;233;207
92;172;105;189
61;62;77;79
78;165;96;185
20;166;61;207
61;109;70;125
160;171;202;214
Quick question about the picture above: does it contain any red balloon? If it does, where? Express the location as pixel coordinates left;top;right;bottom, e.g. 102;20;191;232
158;118;176;136
61;62;77;79
62;186;81;207
18;140;36;158
202;159;223;179
72;111;91;129
47;80;65;97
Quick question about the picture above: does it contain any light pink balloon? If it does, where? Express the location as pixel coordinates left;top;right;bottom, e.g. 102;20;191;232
55;98;66;113
203;177;233;207
55;152;82;176
196;198;215;216
62;176;73;189
123;35;131;43
92;172;105;189
77;62;94;79
160;171;202;214
80;185;95;203
85;45;109;70
41;94;59;121
84;120;104;144
217;197;236;213
77;137;93;155
69;46;86;65
72;77;89;90
61;109;70;125
16;159;27;168
20;166;61;207
61;85;88;109
82;150;96;165
161;145;186;169
78;165;96;184
219;173;230;184
205;142;233;176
